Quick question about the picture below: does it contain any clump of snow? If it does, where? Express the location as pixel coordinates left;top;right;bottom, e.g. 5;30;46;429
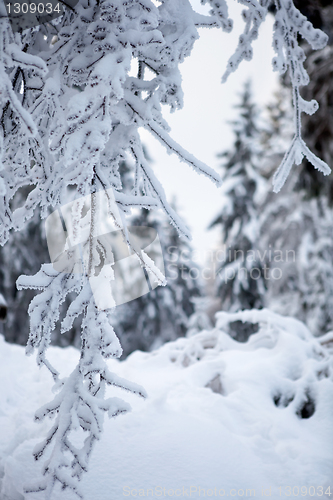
0;309;332;499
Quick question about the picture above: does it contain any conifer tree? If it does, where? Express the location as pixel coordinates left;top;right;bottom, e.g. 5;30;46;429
209;82;267;341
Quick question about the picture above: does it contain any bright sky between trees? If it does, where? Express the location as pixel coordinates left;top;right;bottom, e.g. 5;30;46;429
141;0;278;265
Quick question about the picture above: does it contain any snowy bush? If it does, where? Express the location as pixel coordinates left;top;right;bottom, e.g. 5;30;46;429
0;0;331;497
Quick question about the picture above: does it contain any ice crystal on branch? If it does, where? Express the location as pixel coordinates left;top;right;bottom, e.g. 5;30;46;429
222;0;268;80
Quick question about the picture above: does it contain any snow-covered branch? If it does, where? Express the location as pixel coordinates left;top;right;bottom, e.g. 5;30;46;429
221;0;330;192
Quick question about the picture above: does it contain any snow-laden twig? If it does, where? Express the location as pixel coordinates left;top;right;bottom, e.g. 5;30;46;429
272;134;330;193
22;282;146;499
221;0;330;191
222;0;267;82
271;0;330;191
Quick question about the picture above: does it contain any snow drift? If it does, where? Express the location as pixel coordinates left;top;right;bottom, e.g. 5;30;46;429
0;309;332;499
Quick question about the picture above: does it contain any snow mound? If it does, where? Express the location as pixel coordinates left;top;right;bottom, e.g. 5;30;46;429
0;309;332;499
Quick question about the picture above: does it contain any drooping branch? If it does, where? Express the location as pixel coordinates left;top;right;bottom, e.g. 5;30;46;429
271;0;330;191
220;0;330;192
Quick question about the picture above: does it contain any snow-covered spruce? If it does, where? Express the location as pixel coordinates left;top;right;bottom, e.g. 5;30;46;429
209;82;267;341
259;170;333;337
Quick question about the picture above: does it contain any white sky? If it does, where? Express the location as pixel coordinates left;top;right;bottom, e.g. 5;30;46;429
140;0;279;265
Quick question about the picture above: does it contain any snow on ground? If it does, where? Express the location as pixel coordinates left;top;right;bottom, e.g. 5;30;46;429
0;309;332;500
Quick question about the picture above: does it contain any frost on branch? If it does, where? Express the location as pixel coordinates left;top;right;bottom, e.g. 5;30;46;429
271;0;330;192
198;0;233;31
18;267;146;498
221;0;330;192
1;0;223;247
0;8;47;242
222;0;268;81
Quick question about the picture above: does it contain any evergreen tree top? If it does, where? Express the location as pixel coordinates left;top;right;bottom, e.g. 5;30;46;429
210;81;266;235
